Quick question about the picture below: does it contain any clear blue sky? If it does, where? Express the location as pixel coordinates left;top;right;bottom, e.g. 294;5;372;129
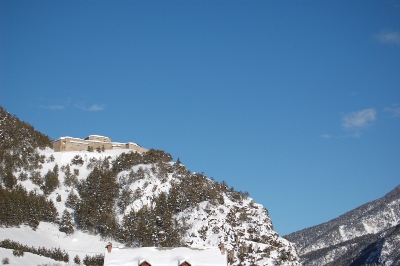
1;0;399;236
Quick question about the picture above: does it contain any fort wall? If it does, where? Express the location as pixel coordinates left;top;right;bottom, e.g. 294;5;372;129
53;135;147;153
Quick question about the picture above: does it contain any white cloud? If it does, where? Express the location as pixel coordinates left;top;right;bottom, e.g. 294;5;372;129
86;104;105;111
39;105;65;110
38;97;104;112
321;134;332;139
75;103;105;111
342;108;376;129
376;31;400;45
385;104;400;117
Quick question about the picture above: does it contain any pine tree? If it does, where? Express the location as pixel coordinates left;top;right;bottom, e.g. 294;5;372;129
117;187;133;214
121;209;138;245
3;170;17;189
42;169;59;195
73;255;81;265
71;155;84;165
59;210;74;235
65;190;79;209
63;164;73;187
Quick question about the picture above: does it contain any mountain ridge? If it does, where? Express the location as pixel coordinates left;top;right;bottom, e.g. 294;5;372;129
286;185;400;265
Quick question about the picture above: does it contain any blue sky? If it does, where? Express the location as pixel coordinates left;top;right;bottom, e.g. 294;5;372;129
1;0;399;236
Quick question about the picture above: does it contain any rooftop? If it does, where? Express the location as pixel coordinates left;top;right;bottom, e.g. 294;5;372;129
104;247;227;266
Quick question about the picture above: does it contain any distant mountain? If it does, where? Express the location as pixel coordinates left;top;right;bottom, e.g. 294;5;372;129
286;186;400;265
0;106;300;266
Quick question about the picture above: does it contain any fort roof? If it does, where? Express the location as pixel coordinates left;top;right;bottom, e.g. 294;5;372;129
87;134;108;138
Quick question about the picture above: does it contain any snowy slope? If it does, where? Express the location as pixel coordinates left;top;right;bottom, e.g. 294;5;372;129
0;222;114;266
1;147;300;266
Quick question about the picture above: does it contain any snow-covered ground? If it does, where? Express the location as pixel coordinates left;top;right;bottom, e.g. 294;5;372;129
0;222;114;266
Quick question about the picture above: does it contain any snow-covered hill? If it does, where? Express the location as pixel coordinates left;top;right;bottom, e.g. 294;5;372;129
1;146;300;265
0;106;301;265
286;185;400;265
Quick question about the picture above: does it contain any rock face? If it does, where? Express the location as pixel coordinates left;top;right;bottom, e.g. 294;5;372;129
286;186;400;265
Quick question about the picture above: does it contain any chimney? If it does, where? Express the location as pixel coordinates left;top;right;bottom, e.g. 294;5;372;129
107;242;112;253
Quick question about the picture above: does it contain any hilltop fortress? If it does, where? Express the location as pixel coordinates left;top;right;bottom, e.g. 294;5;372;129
52;135;147;153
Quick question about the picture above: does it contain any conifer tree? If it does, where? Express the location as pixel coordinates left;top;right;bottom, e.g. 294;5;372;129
42;169;59;195
117;187;133;214
3;169;17;189
65;190;79;209
63;164;73;187
59;210;74;235
75;167;119;236
73;255;81;265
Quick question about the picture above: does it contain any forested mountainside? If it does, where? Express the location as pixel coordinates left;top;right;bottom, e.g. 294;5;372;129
286;186;400;266
0;106;52;189
0;106;300;266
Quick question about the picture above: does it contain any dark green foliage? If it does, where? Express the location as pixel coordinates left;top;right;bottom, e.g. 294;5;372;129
71;155;84;166
168;173;226;213
86;157;111;171
2;257;9;264
29;170;43;186
63;164;78;187
0;107;52;186
82;254;104;266
142;149;173;164
111;149;173;173
2;170;16;189
59;210;74;235
65;190;79;209
75;167;119;237
117;187;133;214
18;172;28;181
111;152;143;172
0;239;69;263
27;217;40;230
121;192;181;247
73;255;81;264
0;185;58;228
42;165;60;195
171;163;190;180
12;249;24;257
135;167;146;180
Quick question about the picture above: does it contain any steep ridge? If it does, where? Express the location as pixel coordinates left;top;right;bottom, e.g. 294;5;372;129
286;186;400;265
0;106;300;265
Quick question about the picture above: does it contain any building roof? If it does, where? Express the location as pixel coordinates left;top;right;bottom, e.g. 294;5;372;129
104;247;227;266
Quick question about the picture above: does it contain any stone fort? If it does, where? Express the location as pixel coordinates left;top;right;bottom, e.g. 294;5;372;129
52;135;148;153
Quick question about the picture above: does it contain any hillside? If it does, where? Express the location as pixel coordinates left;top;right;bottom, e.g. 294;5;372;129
0;106;52;189
0;107;300;266
286;186;400;265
